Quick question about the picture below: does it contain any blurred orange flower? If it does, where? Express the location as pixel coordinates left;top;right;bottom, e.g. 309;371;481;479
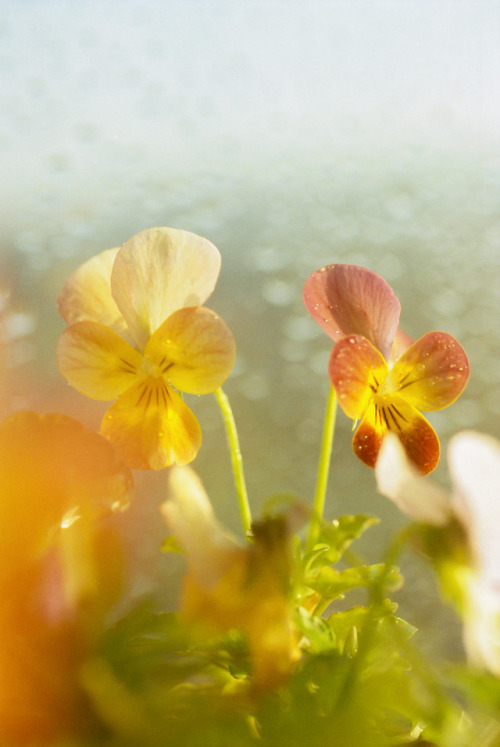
0;411;132;744
57;227;236;470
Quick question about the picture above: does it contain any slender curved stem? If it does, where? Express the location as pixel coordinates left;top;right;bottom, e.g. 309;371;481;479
306;384;338;552
214;386;252;538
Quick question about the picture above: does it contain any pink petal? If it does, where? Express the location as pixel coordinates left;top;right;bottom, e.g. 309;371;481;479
389;328;414;364
303;264;401;359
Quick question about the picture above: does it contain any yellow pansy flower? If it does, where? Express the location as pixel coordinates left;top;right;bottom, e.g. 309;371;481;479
57;227;236;469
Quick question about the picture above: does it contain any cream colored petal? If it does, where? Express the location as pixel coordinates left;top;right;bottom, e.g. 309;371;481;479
58;248;131;341
448;431;500;581
57;321;143;400
161;466;238;585
111;227;221;348
462;579;500;676
375;432;451;525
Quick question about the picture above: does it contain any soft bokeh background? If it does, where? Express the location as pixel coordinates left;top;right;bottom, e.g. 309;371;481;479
1;0;499;657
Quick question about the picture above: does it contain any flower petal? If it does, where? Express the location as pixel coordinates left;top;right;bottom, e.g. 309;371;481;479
328;335;388;419
462;579;500;676
145;306;236;395
389;327;414;363
353;395;440;474
375;432;451;525
162;472;297;690
448;431;500;582
100;377;201;469
111;227;222;348
57;321;143;400
162;466;239;585
385;331;470;411
303;264;401;359
58;248;131;341
0;411;132;577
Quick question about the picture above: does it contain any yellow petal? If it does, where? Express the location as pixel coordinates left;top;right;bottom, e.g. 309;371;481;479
57;321;143;400
100;376;201;469
145;306;236;395
385;331;470;411
58;247;131;342
353;395;440;474
328;335;389;419
110;227;222;348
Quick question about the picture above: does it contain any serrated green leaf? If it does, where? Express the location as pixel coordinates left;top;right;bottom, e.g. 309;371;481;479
307;563;403;600
295;606;337;654
304;515;379;570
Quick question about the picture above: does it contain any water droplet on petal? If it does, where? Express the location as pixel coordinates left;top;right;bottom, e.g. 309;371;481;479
60;505;81;529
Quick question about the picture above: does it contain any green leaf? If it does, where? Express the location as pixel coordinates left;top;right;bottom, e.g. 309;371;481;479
304;514;379;570
295;606;337;654
307;563;403;601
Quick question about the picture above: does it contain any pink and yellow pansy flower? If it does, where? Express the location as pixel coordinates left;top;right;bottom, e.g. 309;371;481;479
57;227;236;470
304;264;470;474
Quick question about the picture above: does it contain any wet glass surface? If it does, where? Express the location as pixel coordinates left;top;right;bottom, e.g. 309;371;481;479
1;0;499;659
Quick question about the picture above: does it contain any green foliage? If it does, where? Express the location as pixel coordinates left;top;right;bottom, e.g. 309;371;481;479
72;514;470;747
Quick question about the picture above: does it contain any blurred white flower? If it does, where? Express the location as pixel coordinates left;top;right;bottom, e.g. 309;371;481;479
376;430;500;675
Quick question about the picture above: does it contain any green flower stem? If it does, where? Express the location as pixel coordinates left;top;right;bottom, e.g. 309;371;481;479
306;384;338;552
214;386;252;538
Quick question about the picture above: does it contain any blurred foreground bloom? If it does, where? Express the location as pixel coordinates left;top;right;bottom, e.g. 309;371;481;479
304;264;469;474
376;431;500;675
162;466;299;690
57;227;236;469
0;410;132;744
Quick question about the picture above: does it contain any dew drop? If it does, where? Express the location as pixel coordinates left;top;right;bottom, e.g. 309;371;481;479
60;506;81;529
